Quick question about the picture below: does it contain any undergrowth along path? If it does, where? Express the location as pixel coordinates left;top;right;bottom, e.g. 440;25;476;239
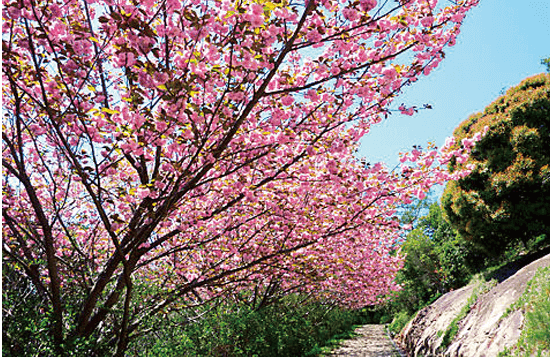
327;324;404;357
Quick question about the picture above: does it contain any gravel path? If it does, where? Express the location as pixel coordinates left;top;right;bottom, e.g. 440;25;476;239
327;324;404;357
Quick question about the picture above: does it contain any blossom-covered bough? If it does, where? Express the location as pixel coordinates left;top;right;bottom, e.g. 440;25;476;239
2;0;481;354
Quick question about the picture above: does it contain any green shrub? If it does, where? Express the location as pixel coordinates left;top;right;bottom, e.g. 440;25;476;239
442;74;550;257
390;202;479;320
128;295;365;357
2;259;109;357
388;311;412;337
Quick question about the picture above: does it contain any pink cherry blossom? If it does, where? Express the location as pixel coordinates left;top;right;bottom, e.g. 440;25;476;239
245;3;265;28
281;95;295;106
2;0;480;353
421;15;435;28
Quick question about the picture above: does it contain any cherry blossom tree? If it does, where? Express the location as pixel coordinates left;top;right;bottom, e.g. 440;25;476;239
2;0;480;354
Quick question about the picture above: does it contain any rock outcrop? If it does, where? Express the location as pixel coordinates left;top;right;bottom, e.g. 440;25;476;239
396;252;550;356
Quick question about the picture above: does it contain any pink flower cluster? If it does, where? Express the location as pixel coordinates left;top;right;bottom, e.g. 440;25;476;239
2;0;479;335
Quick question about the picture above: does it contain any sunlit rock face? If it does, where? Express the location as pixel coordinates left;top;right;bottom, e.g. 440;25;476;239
396;252;550;357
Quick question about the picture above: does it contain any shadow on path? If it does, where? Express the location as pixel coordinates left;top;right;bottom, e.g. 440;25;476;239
326;324;403;357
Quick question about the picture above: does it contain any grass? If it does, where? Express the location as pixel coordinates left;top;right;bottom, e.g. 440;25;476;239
387;311;413;337
498;266;550;357
437;274;497;351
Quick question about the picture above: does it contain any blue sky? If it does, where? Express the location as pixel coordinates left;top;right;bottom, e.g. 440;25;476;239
358;0;550;170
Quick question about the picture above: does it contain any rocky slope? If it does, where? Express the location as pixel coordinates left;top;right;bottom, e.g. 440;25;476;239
395;252;550;356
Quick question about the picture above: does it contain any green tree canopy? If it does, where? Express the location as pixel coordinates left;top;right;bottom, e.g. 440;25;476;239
442;74;550;256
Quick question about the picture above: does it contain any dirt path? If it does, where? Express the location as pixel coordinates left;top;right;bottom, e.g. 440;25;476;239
327;324;404;357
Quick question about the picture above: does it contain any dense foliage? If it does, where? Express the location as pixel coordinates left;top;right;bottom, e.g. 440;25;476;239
442;74;550;256
3;263;110;356
387;201;481;334
127;295;365;357
2;277;364;357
